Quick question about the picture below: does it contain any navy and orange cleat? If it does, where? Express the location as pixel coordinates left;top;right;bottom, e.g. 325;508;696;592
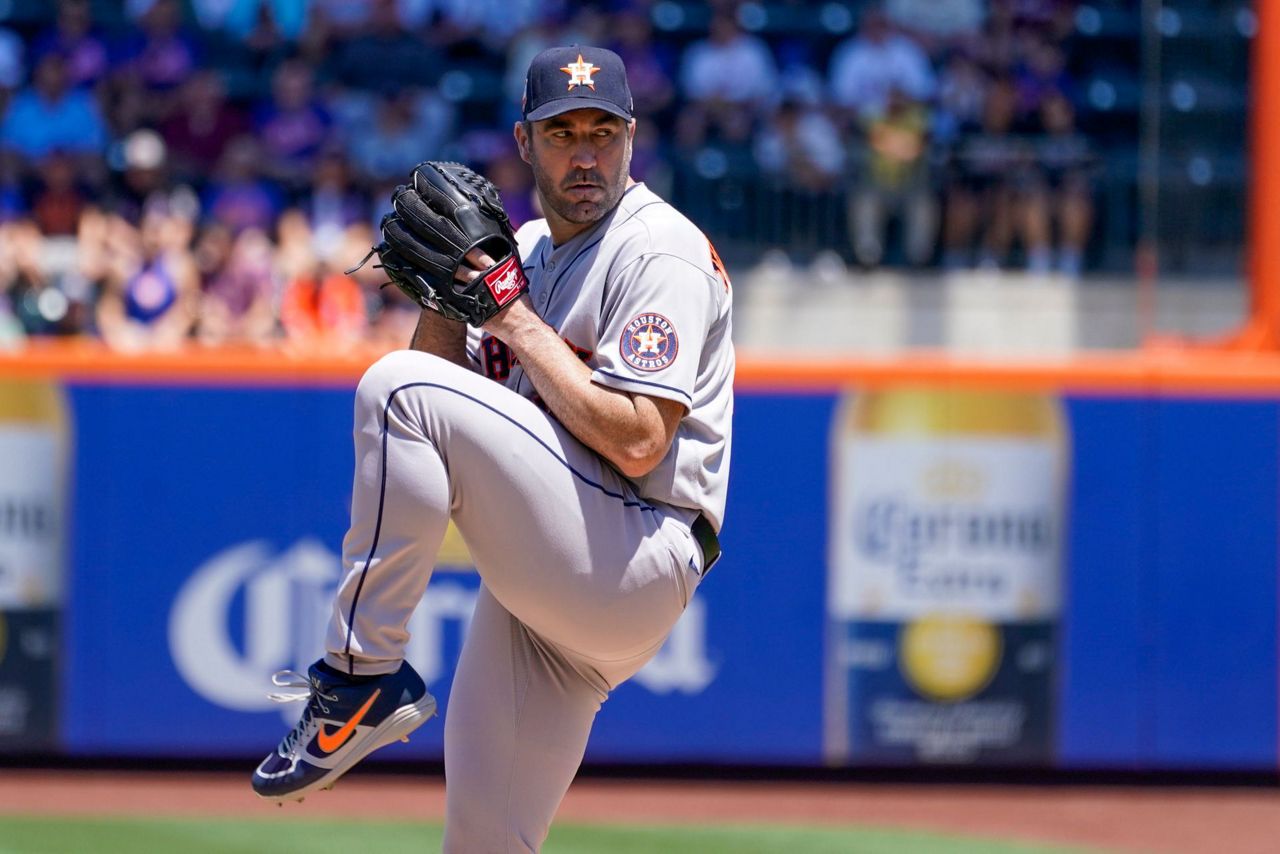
252;659;436;803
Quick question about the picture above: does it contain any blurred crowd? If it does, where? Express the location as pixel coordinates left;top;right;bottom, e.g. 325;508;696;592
736;0;1096;275
0;0;1098;349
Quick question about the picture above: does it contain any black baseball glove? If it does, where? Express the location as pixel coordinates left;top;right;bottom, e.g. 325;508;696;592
351;161;528;326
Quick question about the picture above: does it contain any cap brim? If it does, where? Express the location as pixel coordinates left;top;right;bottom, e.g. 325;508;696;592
526;96;632;122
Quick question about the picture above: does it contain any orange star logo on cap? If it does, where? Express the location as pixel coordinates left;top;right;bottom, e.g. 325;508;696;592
560;54;598;90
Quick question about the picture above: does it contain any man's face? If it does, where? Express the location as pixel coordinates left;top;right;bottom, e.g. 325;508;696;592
35;55;67;98
517;109;634;228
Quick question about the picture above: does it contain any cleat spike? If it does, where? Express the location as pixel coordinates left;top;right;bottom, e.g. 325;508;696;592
276;802;283;808
401;735;410;743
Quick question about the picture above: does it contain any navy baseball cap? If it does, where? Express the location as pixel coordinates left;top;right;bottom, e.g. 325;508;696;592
522;45;633;122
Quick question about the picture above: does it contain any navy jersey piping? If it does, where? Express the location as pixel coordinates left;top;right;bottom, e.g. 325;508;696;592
593;369;693;405
341;380;658;660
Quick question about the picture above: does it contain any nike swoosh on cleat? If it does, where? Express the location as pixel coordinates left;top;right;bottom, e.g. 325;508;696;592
315;689;381;754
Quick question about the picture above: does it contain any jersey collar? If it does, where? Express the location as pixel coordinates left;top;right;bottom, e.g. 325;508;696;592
547;183;648;258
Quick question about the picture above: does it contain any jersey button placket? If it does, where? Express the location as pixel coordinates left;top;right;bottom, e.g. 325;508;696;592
538;260;554;309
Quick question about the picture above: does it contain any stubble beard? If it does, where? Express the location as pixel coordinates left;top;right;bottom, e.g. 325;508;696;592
531;141;632;227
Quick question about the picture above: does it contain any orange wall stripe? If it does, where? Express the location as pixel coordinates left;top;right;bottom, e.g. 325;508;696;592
5;340;1280;396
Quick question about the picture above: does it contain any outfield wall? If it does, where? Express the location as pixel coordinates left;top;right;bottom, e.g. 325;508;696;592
0;344;1276;770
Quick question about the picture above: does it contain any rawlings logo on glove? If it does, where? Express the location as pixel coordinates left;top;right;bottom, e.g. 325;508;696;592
484;256;526;307
350;161;529;327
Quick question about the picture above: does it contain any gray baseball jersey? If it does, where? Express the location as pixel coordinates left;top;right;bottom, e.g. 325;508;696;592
468;182;735;530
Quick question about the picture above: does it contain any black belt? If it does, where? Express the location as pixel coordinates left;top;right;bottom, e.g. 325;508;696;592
691;513;721;575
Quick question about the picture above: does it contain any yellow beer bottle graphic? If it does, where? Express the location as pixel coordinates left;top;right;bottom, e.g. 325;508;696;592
825;387;1066;764
0;379;68;748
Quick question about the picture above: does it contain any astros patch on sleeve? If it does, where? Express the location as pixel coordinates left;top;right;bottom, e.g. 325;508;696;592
591;252;718;408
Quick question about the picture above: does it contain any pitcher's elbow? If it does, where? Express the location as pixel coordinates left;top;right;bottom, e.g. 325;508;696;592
611;441;665;479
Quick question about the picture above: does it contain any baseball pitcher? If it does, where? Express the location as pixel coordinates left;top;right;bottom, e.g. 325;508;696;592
252;45;734;853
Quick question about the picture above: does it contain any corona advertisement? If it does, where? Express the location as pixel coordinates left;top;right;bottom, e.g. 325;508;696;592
825;387;1068;764
0;379;68;750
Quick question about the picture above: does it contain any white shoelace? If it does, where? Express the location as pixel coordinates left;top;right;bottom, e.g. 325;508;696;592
266;670;339;755
266;670;330;705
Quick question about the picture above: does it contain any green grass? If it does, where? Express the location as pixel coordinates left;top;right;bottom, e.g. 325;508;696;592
0;815;1105;854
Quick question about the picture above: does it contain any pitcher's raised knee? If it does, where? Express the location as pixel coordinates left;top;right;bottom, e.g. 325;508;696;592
355;350;456;413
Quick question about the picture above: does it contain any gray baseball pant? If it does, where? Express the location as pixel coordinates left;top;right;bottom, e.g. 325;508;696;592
323;350;705;852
